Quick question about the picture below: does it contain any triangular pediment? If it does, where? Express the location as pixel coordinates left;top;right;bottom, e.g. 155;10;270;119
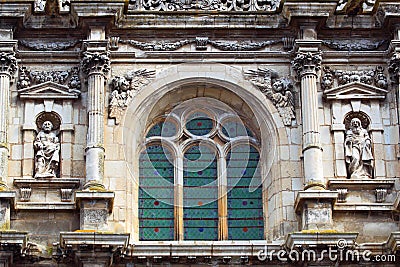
18;81;80;99
324;82;387;100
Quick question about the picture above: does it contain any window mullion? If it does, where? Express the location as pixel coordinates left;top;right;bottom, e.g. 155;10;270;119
175;156;184;241
218;155;228;240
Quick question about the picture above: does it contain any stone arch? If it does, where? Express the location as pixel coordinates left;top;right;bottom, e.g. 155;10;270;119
120;63;287;240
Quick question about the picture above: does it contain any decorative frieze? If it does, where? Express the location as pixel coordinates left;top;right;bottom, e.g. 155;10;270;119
0;52;17;75
321;66;388;90
208;40;278;51
291;51;322;77
336;0;377;15
128;0;281;12
245;67;295;126
81;51;111;76
322;39;387;51
109;69;156;124
121;39;191;51
19;40;78;51
17;66;81;92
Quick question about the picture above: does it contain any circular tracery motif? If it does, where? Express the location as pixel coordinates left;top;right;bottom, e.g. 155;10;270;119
185;111;214;136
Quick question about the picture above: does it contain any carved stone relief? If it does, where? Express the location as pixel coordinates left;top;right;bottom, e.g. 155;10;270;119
0;52;17;75
245;67;295;126
291;51;322;77
109;69;156;124
128;0;281;12
336;0;377;15
17;66;81;93
321;40;387;51
19;40;79;51
81;51;111;76
321;66;388;90
344;117;374;179
120;38;283;51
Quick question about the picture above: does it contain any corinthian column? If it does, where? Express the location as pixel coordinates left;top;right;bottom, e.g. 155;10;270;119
292;50;324;189
82;50;110;190
0;51;17;190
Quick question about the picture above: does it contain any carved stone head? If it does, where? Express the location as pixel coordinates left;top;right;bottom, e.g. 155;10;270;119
42;121;54;133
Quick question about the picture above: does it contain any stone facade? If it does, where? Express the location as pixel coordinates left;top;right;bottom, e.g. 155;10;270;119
0;0;398;266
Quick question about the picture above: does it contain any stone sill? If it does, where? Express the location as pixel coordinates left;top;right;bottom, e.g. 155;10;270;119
126;241;281;257
14;178;81;189
285;232;358;250
15;202;76;210
60;232;130;248
328;179;395;190
333;203;393;211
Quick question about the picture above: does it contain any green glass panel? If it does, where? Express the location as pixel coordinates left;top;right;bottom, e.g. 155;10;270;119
227;145;264;240
221;120;255;138
183;144;218;240
185;112;214;136
146;121;177;138
139;144;174;241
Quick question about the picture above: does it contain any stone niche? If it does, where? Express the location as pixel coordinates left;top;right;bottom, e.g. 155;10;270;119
14;66;81;209
322;66;396;211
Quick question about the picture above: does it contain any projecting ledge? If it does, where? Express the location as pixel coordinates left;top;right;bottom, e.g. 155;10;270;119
285;232;358;250
294;190;338;213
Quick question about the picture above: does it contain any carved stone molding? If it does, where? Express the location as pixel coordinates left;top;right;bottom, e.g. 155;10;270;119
0;52;17;76
336;0;377;15
291;51;322;77
322;66;388;91
19;40;79;51
208;40;278;51
375;188;387;203
245;67;295;126
128;0;281;12
322;39;387;51
337;188;348;203
109;69;156;124
17;66;81;96
121;38;281;51
81;51;111;76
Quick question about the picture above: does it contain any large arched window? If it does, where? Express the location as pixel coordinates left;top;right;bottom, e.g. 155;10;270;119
138;98;264;240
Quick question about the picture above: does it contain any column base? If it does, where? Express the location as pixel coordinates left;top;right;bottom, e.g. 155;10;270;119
83;180;106;191
75;191;114;231
295;190;338;231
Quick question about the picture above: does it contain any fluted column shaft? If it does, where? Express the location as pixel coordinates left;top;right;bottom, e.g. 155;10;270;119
292;51;325;189
82;51;110;190
0;73;10;185
0;51;17;189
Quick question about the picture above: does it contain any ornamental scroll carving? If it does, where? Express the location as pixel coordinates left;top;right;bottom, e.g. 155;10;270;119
245;67;295;126
128;0;281;12
17;66;81;93
291;51;322;77
321;66;388;90
109;69;156;124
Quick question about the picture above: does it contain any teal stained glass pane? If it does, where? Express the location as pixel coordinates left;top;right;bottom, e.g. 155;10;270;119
221;120;255;138
183;144;218;240
146;121;177;138
185;112;214;136
227;145;264;240
139;145;174;240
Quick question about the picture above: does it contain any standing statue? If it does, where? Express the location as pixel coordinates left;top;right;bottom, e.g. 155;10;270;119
344;118;374;179
34;121;60;178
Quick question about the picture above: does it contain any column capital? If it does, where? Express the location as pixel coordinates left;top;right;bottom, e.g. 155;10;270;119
291;51;322;78
0;51;17;76
81;51;110;77
389;51;400;80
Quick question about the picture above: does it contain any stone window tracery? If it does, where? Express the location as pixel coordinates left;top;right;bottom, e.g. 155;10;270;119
138;100;264;241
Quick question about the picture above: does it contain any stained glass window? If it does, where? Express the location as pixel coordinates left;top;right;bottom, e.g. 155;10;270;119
221;119;255;138
139;144;175;240
227;145;264;240
185;111;214;136
146;120;178;138
183;144;218;240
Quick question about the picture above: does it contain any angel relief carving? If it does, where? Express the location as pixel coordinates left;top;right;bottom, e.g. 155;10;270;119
109;69;155;124
245;67;295;126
